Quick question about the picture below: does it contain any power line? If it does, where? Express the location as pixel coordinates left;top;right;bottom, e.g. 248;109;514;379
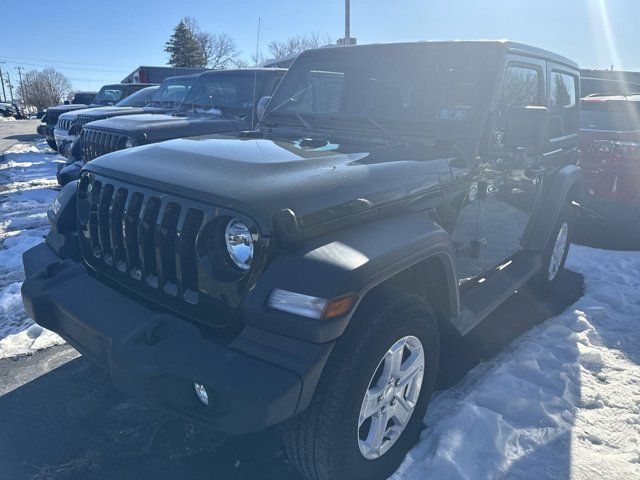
0;58;129;74
0;54;131;69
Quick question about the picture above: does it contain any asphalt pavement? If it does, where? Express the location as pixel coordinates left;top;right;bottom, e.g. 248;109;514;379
0;119;41;154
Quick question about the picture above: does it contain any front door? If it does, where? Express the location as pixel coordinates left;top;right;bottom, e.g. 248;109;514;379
475;59;546;271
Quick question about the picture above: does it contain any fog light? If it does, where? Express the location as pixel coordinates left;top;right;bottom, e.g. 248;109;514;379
194;382;209;405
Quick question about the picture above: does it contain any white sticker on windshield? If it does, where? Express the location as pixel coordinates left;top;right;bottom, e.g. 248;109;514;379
436;108;469;120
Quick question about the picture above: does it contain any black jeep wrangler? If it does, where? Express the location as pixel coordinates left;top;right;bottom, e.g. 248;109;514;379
55;74;200;162
38;83;156;151
78;68;285;162
22;41;581;480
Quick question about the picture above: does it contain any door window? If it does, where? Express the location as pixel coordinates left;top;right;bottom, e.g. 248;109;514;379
549;71;579;138
495;65;542;144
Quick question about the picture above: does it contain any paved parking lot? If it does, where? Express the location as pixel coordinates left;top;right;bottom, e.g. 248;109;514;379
0;119;41;154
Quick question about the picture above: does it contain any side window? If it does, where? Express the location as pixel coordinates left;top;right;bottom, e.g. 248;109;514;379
549;71;578;138
495;64;542;143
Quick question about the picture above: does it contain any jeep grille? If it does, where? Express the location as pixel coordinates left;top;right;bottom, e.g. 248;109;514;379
82;128;126;161
57;118;74;132
46;110;63;126
74;115;95;134
77;172;253;329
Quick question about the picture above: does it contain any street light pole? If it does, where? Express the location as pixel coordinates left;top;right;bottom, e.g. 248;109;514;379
345;0;351;44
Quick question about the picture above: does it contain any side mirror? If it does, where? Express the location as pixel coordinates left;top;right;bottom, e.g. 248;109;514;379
256;96;271;121
503;106;549;151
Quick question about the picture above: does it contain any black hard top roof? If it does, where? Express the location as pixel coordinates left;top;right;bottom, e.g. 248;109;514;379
301;40;579;70
163;73;202;81
102;83;157;88
199;68;287;78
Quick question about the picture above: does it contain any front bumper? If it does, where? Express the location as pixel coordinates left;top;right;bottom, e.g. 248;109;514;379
21;242;331;434
54;129;77;158
39;124;55;140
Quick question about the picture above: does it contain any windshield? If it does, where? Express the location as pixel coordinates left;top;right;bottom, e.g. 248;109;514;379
93;86;125;105
264;44;501;138
179;72;267;114
147;77;196;107
581;99;640;131
115;86;159;107
72;93;96;104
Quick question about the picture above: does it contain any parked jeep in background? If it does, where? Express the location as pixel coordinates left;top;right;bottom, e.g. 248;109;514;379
78;68;285;162
38;83;156;150
54;74;200;180
0;102;15;118
22;41;581;480
578;94;640;236
66;91;98;106
55;86;160;158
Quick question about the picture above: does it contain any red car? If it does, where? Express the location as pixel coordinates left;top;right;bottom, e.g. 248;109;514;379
579;94;640;235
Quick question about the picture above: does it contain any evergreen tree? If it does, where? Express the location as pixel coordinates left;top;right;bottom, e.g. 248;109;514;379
164;20;203;67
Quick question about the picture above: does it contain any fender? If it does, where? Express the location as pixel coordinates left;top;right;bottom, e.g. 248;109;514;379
242;211;459;344
527;164;582;252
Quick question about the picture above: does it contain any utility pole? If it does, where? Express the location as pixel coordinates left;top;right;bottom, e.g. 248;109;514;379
5;74;14;101
15;66;25;104
0;61;6;102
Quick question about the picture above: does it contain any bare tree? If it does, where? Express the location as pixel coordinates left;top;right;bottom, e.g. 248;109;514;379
19;68;71;110
173;17;239;69
268;33;332;60
232;51;266;69
200;32;239;69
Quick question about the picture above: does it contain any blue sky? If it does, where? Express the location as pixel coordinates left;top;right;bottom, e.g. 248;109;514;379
1;0;638;90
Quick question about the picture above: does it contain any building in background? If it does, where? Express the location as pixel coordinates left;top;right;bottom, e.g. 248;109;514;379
581;69;640;96
122;66;207;84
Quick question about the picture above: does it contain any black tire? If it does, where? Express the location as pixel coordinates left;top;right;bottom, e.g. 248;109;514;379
46;139;58;151
283;286;439;480
534;203;572;292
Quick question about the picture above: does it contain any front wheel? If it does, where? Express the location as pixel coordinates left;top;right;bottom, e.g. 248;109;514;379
283;287;439;480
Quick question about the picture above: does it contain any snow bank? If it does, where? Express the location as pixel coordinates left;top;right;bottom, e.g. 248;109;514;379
393;245;640;480
0;116;16;122
0;140;65;358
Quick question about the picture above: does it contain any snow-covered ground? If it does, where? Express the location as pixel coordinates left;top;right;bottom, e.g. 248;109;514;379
0;140;638;478
394;246;640;479
0;141;64;358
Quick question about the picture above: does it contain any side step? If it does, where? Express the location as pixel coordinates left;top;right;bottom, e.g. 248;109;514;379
457;254;541;335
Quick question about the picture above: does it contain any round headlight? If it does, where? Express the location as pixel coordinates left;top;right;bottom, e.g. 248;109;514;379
225;219;254;271
124;136;137;149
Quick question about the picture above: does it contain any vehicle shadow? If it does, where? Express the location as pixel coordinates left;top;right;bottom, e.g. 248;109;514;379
573;216;639;251
0;271;584;480
2;134;41;142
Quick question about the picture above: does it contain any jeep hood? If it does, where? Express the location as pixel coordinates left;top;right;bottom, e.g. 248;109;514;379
73;106;147;119
84;136;452;236
47;104;90;115
84;113;248;141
